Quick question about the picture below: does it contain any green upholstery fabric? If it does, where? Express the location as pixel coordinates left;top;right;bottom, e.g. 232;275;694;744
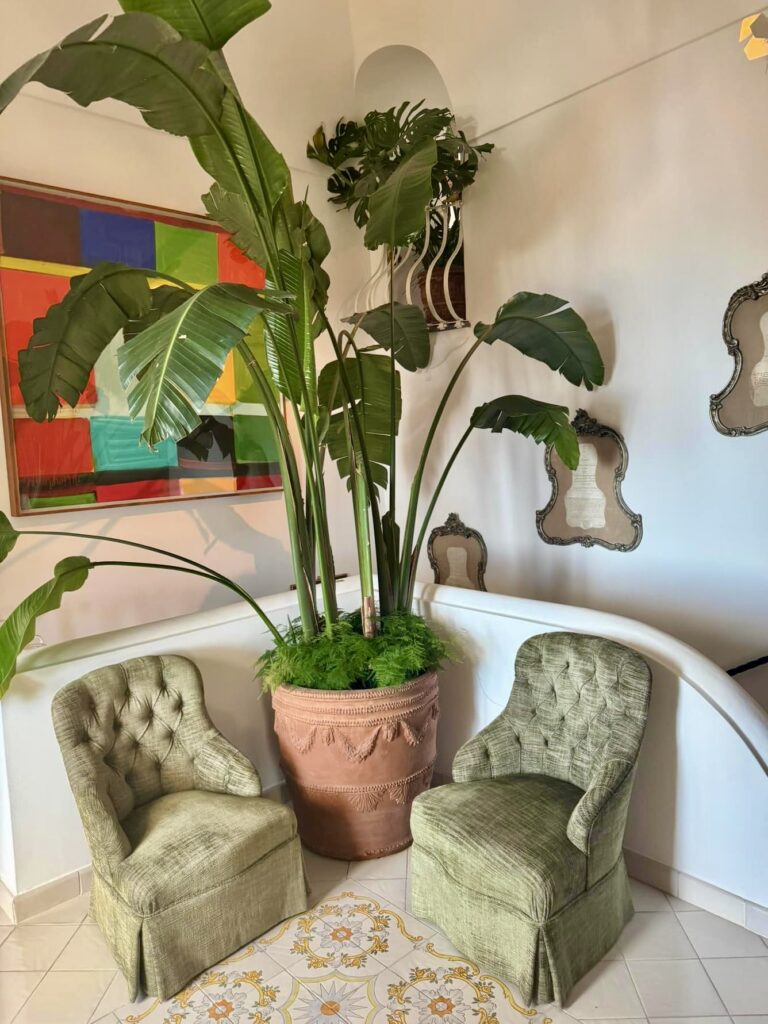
52;655;307;1000
410;632;651;1007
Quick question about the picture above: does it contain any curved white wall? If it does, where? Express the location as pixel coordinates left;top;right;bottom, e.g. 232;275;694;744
2;582;765;931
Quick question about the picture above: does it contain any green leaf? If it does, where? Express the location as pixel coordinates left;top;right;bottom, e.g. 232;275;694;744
471;395;579;468
0;13;225;137
0;512;19;564
193;92;289;212
0;557;91;698
18;262;154;422
202;182;268;265
364;138;437;250
118;282;293;445
117;0;270;50
476;292;604;390
263;250;313;406
124;284;192;342
354;303;430;371
318;353;402;490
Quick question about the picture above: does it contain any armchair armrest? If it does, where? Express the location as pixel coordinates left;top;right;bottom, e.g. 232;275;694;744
567;757;635;885
73;781;131;877
453;714;520;783
193;731;262;797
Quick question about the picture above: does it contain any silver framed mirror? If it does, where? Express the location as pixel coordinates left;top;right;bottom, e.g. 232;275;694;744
710;272;768;436
427;512;488;590
536;410;642;553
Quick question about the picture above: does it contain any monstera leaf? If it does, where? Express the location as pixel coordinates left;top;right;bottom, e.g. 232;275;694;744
0;557;91;697
0;13;225;137
476;292;604;390
318;354;401;489
354;303;430;372
118;282;293;445
471;395;579;469
117;0;270;50
364;138;437;250
18;263;156;422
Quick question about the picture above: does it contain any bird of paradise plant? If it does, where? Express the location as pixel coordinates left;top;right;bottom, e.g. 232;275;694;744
0;0;603;696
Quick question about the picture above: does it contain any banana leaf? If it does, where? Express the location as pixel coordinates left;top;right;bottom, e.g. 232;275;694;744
118;282;293;445
476;292;604;390
471;395;580;468
0;557;91;697
364;138;437;250
0;512;19;563
318;353;401;490
117;0;270;49
353;302;430;371
18;262;156;422
0;14;226;136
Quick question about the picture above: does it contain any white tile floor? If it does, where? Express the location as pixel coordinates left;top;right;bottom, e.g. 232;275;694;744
0;856;766;1024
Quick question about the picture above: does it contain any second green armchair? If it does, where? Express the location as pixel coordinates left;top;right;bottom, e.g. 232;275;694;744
52;655;307;1000
410;631;652;1007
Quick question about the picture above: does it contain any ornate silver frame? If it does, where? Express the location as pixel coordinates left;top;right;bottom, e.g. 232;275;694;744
710;272;768;436
427;512;488;590
536;409;642;553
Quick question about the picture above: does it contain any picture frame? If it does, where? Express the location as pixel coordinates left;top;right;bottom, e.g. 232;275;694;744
710;271;768;436
427;512;488;590
536;409;642;553
0;177;283;515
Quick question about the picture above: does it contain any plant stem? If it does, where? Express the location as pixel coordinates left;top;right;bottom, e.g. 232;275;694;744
387;246;399;608
397;329;489;604
405;424;473;605
86;561;284;645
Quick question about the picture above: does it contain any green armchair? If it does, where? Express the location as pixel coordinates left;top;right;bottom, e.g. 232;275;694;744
52;655;306;1000
410;631;652;1007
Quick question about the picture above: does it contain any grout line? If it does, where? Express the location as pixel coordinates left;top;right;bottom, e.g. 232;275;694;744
470;11;757;143
8;968;47;1024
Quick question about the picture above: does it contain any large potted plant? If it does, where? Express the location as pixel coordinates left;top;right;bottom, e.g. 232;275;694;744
0;0;603;859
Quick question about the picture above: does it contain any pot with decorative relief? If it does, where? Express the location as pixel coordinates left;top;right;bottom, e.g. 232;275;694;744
271;672;439;860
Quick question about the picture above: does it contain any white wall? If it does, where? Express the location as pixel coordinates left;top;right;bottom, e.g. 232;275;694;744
345;2;768;674
0;0;362;646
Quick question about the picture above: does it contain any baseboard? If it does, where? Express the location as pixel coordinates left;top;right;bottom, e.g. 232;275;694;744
624;847;768;936
8;779;289;923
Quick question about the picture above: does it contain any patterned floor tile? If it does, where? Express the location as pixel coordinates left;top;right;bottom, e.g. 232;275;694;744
259;887;434;977
376;940;542;1022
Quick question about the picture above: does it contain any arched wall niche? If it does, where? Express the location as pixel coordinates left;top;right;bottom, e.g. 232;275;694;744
354;44;451;116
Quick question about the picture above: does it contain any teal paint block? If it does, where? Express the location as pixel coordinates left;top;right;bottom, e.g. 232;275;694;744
90;417;178;472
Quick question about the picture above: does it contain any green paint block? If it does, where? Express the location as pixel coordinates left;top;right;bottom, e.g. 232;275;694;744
91;417;178;471
28;492;97;509
234;414;278;464
234;318;272;402
155;222;218;286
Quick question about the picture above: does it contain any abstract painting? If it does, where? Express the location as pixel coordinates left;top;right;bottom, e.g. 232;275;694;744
0;178;282;514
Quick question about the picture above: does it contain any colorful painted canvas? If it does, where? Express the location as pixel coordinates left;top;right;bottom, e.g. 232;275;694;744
0;178;282;515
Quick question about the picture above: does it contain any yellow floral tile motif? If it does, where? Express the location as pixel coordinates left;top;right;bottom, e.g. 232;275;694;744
260;888;426;972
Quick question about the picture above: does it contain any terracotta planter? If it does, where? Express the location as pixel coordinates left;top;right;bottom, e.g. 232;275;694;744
272;673;439;860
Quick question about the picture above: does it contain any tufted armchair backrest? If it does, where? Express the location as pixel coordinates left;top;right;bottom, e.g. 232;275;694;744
505;632;652;791
52;655;216;821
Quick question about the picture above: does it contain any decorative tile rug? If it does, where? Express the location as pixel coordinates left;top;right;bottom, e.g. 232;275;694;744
114;888;545;1024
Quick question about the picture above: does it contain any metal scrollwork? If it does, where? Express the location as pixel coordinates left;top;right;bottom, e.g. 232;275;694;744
536;410;642;553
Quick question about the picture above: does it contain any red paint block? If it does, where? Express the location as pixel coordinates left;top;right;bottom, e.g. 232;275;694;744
14;418;93;479
0;268;97;407
94;479;181;503
217;234;265;288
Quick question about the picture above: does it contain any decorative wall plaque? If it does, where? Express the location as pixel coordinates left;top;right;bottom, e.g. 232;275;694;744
710;272;768;436
427;512;488;590
537;410;642;552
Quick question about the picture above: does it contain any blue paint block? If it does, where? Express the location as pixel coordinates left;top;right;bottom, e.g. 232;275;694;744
79;209;156;269
91;417;177;472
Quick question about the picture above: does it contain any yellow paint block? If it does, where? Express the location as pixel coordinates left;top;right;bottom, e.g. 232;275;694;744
180;477;237;495
0;255;88;278
207;351;236;404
